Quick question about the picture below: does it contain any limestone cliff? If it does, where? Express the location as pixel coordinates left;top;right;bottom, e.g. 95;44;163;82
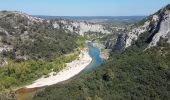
120;4;170;50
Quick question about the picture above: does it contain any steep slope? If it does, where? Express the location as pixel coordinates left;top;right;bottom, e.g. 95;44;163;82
0;11;78;64
33;4;170;100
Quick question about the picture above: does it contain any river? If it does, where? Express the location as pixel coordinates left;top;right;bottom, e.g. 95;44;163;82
81;42;103;73
16;42;104;100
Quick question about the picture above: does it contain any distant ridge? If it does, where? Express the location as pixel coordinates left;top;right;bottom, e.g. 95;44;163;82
33;15;145;22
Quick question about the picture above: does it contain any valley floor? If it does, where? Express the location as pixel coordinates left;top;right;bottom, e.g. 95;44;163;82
25;48;92;88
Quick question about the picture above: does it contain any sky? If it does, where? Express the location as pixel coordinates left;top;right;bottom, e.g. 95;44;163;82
0;0;170;16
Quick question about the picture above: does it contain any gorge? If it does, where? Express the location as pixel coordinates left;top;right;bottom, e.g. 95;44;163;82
0;3;170;100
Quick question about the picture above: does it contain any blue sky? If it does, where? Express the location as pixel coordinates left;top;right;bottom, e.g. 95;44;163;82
0;0;170;16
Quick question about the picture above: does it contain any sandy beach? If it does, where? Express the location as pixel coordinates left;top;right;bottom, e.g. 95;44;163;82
26;48;92;88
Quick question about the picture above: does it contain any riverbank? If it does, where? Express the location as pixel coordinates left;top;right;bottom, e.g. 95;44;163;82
25;48;92;88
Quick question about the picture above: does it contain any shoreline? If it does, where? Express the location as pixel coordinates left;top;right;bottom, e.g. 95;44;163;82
25;48;92;89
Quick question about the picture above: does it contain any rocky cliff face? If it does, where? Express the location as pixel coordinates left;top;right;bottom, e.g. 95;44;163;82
53;19;110;35
120;4;170;50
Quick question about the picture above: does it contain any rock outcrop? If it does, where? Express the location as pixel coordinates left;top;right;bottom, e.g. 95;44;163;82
53;19;110;35
119;4;170;50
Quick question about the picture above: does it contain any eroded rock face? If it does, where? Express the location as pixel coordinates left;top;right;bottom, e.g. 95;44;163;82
53;19;110;35
148;9;170;48
123;4;170;49
125;21;150;48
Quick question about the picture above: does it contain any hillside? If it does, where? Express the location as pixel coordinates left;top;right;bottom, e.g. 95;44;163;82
0;11;79;62
33;4;170;100
0;11;82;96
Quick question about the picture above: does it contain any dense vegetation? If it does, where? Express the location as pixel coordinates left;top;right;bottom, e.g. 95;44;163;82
34;32;170;100
15;30;78;61
0;27;78;61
